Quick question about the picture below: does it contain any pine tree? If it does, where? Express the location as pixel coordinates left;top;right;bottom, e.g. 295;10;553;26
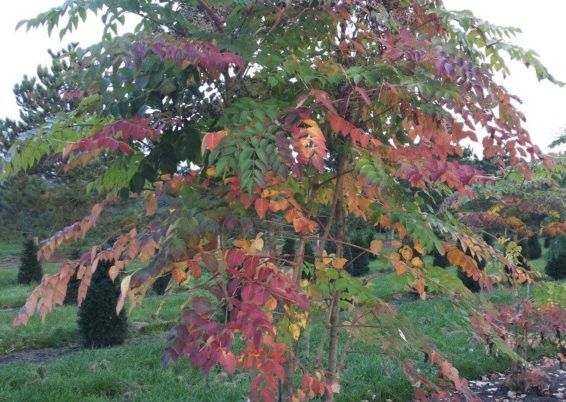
301;242;316;280
545;235;566;280
17;238;43;284
152;272;171;295
78;259;128;348
525;235;542;260
431;249;450;268
518;236;539;260
64;248;82;305
1;44;79;158
281;238;296;263
346;234;370;277
457;249;486;293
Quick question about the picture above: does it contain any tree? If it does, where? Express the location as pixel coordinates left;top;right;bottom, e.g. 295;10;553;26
17;238;43;284
520;234;542;260
0;44;79;158
545;235;566;280
152;272;171;295
346;234;370;277
77;259;128;348
9;1;564;401
0;44;101;239
63;248;82;305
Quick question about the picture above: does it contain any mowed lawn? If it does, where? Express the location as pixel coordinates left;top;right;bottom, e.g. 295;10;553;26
0;241;561;401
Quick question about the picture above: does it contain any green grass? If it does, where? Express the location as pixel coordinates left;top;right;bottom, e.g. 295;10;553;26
0;264;60;288
0;338;249;402
0;294;187;354
0;283;36;309
0;241;24;258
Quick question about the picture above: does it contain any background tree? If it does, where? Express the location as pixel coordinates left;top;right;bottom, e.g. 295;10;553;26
77;259;128;348
63;248;82;305
545;235;566;280
0;44;79;158
17;238;43;284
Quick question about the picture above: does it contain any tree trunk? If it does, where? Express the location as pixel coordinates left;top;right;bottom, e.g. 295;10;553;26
324;155;347;402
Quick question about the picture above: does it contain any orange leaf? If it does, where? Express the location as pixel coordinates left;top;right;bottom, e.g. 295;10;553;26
116;274;132;314
370;240;383;255
269;198;289;212
254;198;270;219
206;166;217;177
332;257;348;270
391;240;402;249
394;261;408;274
171;267;187;285
188;260;202;279
145;192;157;216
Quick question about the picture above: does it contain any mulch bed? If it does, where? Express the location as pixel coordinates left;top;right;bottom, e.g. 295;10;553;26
466;359;566;401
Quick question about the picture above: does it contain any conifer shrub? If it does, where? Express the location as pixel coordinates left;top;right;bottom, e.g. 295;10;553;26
63;248;82;305
302;242;315;280
152;272;171;295
543;236;551;248
431;249;450;268
545;235;566;280
17;238;43;284
281;238;296;262
346;234;370;277
77;259;128;348
457;250;486;293
520;235;542;260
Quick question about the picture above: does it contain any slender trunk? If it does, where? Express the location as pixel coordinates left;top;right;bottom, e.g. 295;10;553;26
324;155;347;402
266;227;277;256
280;182;318;401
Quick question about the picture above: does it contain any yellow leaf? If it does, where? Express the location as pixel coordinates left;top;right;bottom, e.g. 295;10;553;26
413;240;425;255
307;284;322;297
332;257;348;269
370;240;383;255
206;166;217;177
400;246;413;261
411;257;423;267
233;239;251;250
289;323;301;340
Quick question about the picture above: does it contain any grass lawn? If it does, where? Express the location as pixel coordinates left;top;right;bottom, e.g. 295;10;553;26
0;338;249;402
0;293;188;354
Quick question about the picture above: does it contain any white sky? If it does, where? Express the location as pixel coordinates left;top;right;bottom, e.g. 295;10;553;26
1;1;565;151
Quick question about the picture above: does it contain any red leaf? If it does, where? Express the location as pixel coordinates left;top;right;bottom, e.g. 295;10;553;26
201;130;228;155
254;198;270;219
218;350;237;374
355;86;371;106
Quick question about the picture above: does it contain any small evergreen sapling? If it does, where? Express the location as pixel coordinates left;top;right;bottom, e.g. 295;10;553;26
152;272;171;295
17;238;43;284
78;259;128;348
346;234;370;277
63;248;82;305
281;238;296;263
545;235;566;280
520;235;542;260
